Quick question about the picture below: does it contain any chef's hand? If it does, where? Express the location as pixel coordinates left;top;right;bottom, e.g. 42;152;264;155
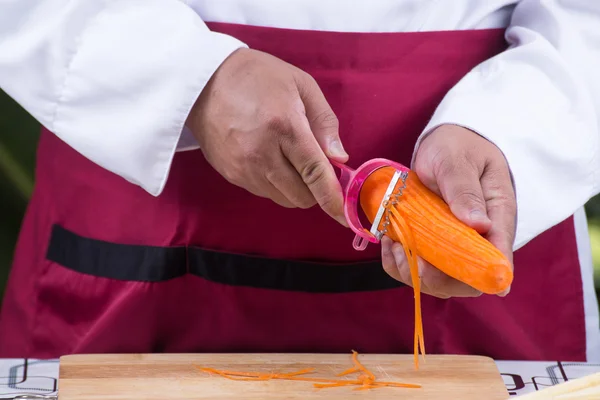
186;48;349;226
381;124;516;298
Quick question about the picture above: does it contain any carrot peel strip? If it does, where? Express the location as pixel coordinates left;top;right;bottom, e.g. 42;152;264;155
336;367;359;376
194;351;421;391
388;208;425;369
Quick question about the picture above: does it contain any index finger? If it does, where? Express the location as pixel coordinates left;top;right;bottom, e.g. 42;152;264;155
295;74;348;163
279;115;347;227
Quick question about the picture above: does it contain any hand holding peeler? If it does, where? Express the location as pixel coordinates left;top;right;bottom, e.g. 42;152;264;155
330;158;409;251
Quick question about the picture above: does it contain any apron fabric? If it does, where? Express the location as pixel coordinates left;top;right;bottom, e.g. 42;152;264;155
0;23;587;361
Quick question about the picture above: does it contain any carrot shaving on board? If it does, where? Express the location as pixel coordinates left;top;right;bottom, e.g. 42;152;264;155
194;350;421;391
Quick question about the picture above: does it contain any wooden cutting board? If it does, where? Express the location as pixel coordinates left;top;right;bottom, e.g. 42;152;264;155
58;353;509;399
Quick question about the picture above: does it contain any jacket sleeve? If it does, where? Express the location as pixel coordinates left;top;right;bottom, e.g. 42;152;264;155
0;0;246;196
412;0;600;250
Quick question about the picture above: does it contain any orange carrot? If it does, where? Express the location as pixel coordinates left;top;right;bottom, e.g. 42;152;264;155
359;167;513;369
360;167;513;295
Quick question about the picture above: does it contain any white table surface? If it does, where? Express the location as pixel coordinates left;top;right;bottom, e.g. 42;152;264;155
0;358;598;398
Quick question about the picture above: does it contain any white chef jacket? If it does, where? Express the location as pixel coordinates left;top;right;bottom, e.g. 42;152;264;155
0;0;599;252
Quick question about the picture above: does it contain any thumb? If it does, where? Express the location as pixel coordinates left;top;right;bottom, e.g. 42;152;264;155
295;74;348;162
434;158;492;233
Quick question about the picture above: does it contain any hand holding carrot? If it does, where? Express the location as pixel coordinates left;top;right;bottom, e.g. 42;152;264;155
381;124;516;298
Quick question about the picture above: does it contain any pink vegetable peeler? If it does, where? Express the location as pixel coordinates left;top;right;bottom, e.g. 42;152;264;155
331;158;410;251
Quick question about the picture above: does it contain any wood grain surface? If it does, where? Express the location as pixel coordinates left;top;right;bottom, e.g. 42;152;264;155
58;353;509;399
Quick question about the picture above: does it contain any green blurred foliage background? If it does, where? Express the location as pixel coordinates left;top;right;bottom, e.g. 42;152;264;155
1;89;599;307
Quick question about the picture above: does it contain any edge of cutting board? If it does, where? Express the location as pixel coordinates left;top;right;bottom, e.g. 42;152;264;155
58;352;500;363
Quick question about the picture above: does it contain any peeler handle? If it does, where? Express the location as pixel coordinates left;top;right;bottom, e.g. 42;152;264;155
331;158;410;251
330;160;354;191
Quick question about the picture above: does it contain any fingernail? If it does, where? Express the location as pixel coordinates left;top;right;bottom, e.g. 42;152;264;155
328;139;348;159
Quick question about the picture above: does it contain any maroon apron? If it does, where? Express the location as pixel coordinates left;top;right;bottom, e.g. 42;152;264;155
0;23;587;361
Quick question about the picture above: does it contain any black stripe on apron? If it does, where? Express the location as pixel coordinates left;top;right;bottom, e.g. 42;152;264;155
46;224;404;293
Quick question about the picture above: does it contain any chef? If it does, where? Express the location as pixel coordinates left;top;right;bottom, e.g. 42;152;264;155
0;1;599;362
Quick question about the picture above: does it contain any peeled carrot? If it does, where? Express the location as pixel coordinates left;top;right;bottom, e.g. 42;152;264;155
359;166;513;369
360;167;513;295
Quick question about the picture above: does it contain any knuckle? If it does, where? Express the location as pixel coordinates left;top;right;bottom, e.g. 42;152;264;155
273;198;296;209
482;172;516;211
316;192;336;213
305;72;318;86
489;146;510;166
218;160;245;185
381;251;395;273
263;168;279;185
381;240;393;261
300;160;327;187
482;163;504;181
243;146;265;167
283;190;317;210
422;267;449;293
293;71;317;97
291;97;307;116
454;189;485;208
263;171;316;209
432;147;480;180
262;112;292;136
299;71;318;88
221;168;241;185
295;195;317;209
392;243;406;263
264;113;287;132
310;109;339;131
488;193;517;215
501;194;517;213
414;149;441;184
483;181;507;200
464;146;484;170
265;112;302;146
432;152;457;179
484;163;513;185
382;254;409;285
423;276;444;294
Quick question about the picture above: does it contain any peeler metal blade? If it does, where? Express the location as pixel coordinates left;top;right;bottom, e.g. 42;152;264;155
369;169;408;240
